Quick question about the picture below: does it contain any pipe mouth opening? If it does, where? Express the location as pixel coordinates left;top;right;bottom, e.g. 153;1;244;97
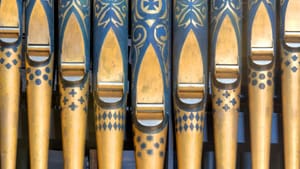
177;83;204;105
27;44;51;63
97;81;124;103
0;26;19;43
136;103;165;127
61;62;86;82
250;47;273;66
284;31;300;48
215;64;239;84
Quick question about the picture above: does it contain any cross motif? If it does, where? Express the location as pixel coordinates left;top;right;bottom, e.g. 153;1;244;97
230;98;237;106
222;104;230;112
69;89;77;97
63;96;69;105
222;91;230;98
69;102;78;111
216;98;223;106
78;96;85;104
144;0;159;10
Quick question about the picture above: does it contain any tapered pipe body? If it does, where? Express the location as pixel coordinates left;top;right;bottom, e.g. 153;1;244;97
25;1;54;168
93;0;128;168
0;1;22;169
131;0;171;168
58;1;90;168
280;0;300;168
210;0;242;168
248;1;276;169
173;0;208;169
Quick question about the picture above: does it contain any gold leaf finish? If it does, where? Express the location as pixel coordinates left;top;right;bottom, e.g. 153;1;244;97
212;87;240;169
60;79;89;169
26;57;54;169
98;28;123;83
133;125;168;169
215;16;238;66
175;108;205;169
0;0;18;27
285;0;300;33
0;45;22;169
178;30;203;84
61;13;85;63
95;107;125;169
249;69;274;169
137;45;163;104
28;1;50;45
281;50;300;169
251;3;272;48
249;2;274;169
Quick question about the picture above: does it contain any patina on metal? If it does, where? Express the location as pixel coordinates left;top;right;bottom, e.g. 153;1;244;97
280;0;300;169
248;1;276;169
0;1;22;169
131;0;171;168
173;0;208;168
93;0;128;168
211;0;242;168
25;1;54;168
58;1;90;168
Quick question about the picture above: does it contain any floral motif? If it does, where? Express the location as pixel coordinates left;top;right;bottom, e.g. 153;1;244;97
211;0;242;39
94;0;127;28
248;0;273;10
175;0;207;28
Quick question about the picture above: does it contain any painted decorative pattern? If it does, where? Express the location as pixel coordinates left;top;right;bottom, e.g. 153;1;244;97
210;0;242;52
25;0;54;50
0;46;22;70
59;79;89;113
59;0;90;66
247;0;276;42
0;0;22;70
133;126;167;159
175;108;205;133
175;0;207;28
95;108;125;131
26;61;53;86
281;50;300;73
94;0;127;28
212;88;240;113
93;0;128;98
25;0;54;85
131;0;170;80
248;0;273;10
248;70;274;90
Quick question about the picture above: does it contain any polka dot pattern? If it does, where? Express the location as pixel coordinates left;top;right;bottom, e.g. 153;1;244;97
248;70;274;90
26;66;52;86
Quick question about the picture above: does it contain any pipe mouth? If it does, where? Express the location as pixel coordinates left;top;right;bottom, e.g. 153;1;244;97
177;83;204;105
61;62;86;82
136;103;165;127
215;64;239;85
97;81;124;103
0;26;20;43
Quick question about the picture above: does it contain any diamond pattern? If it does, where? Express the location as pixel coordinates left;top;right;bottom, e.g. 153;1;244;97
189;113;194;120
5;63;11;69
222;104;230;112
175;109;204;133
5;51;11;57
183;114;188;121
292;55;298;61
0;58;4;64
96;110;125;131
